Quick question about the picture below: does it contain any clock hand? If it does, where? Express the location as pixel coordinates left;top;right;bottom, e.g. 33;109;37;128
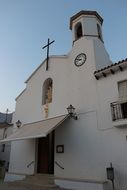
76;58;82;61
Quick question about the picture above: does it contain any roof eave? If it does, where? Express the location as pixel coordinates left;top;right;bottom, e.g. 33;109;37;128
94;59;127;80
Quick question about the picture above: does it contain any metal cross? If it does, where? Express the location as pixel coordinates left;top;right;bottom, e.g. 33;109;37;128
42;38;55;71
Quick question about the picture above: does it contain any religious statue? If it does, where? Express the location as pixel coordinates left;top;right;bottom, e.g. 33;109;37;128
44;83;52;118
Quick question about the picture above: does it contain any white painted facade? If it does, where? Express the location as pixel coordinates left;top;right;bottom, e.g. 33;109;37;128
5;11;127;190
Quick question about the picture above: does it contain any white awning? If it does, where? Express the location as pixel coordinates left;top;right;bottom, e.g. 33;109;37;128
0;114;68;142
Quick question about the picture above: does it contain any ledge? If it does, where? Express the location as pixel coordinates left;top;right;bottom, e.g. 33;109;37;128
55;176;107;184
112;119;127;127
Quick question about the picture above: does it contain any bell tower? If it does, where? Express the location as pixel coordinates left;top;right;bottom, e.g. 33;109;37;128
70;10;103;44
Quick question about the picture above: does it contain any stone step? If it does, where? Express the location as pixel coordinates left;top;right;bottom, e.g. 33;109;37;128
24;174;56;186
8;181;58;190
8;182;69;190
8;174;71;190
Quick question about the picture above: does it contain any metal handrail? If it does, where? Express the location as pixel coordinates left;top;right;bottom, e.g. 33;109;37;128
55;161;64;170
27;161;34;168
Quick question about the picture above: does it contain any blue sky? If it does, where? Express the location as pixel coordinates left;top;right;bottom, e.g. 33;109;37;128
0;0;127;113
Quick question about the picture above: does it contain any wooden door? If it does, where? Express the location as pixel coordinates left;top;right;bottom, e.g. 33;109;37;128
37;136;49;173
37;132;54;174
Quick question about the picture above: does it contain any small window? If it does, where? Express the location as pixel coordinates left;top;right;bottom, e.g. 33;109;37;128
2;144;5;152
75;22;83;40
42;78;53;105
121;102;127;118
118;80;127;119
97;24;103;41
118;80;127;101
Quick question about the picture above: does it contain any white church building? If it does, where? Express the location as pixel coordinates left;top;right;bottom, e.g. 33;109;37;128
1;10;127;190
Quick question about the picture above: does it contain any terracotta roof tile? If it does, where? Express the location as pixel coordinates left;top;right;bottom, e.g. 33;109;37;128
94;58;127;74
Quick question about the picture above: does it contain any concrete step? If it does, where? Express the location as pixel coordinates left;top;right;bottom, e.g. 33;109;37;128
8;182;58;190
24;175;55;185
8;174;70;190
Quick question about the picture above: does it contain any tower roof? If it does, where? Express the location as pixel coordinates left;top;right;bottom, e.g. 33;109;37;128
70;10;103;30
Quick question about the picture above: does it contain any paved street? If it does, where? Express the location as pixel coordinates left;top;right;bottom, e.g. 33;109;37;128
0;181;28;190
0;182;50;190
0;180;47;190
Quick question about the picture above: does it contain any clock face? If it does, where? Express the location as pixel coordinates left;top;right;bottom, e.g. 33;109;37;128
74;53;87;67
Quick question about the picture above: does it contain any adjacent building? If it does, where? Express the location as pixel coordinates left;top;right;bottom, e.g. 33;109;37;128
0;111;13;171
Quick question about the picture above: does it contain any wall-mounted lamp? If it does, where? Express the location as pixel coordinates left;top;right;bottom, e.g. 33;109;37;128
106;163;115;190
67;104;78;120
16;120;22;128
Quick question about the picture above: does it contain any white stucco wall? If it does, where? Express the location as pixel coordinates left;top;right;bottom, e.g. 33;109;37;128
54;67;127;190
93;39;113;70
9;139;35;174
55;112;108;180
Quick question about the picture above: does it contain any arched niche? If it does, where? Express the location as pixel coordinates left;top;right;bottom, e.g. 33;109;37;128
42;78;53;105
75;22;83;40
